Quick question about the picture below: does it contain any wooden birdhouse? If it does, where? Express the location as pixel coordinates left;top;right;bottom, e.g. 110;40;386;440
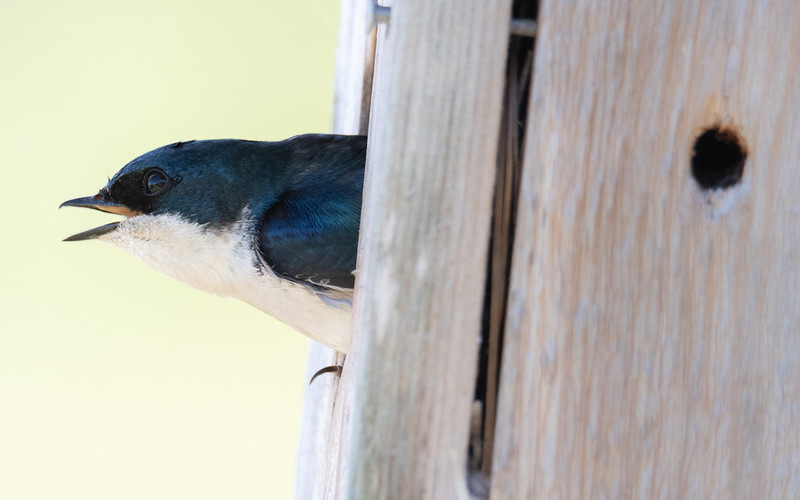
297;1;800;498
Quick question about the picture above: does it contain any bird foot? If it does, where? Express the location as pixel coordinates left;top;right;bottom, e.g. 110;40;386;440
309;364;343;385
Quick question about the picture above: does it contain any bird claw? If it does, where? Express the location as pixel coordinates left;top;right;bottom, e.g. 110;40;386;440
309;364;343;385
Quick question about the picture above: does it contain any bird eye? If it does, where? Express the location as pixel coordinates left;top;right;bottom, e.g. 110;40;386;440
143;169;169;195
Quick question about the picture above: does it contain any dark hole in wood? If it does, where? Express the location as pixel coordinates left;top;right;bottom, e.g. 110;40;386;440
691;126;747;190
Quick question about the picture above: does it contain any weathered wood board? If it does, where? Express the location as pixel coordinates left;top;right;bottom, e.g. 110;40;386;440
342;0;513;498
491;2;800;498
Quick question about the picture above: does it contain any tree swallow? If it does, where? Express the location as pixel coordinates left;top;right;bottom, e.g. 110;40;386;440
61;134;366;353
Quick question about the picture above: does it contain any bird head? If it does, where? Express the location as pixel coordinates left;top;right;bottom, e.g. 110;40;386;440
60;139;284;241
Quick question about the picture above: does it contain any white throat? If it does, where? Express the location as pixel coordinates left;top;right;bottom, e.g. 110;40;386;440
101;212;351;352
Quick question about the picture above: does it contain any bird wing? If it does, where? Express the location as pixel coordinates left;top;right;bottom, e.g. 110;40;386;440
258;171;362;293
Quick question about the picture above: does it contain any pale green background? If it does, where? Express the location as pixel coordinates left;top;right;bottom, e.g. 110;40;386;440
0;1;340;498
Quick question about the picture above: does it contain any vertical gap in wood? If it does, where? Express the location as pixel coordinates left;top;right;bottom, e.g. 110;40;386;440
359;27;378;136
474;0;538;479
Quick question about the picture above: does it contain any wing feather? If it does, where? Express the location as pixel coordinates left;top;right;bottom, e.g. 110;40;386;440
257;137;364;292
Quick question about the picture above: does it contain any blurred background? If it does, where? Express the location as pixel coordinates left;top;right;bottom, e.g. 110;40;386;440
0;1;339;498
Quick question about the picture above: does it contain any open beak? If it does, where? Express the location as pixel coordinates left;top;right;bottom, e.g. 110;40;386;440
60;192;141;241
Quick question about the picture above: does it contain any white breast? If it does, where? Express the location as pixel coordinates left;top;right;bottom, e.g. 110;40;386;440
101;212;352;352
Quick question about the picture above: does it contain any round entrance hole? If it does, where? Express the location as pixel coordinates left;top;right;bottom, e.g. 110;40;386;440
691;126;747;190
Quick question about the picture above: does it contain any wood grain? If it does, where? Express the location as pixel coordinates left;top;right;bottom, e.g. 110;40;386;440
343;1;513;498
491;1;800;498
331;0;374;137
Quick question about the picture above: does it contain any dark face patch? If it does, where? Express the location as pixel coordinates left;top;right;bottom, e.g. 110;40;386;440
105;166;180;215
